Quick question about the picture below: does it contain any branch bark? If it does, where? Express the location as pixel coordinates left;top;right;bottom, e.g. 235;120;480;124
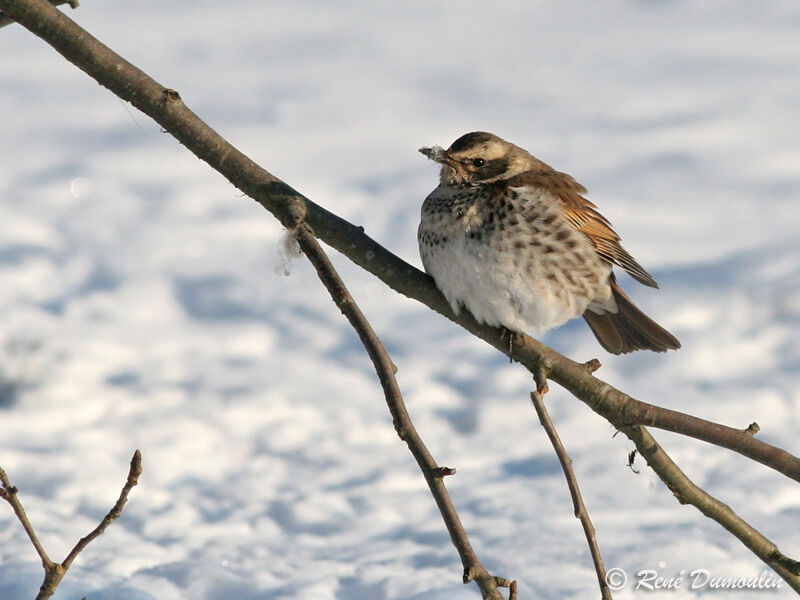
289;218;512;599
0;0;76;27
0;450;142;600
530;387;611;599
2;0;800;592
618;423;800;585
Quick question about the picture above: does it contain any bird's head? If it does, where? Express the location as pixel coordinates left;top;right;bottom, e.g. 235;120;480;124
420;131;549;186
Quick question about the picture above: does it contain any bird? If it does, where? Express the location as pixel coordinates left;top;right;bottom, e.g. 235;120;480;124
417;131;680;354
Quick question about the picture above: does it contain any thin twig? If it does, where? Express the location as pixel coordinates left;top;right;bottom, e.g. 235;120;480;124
1;451;142;600
530;387;612;599
290;221;508;599
2;0;800;590
63;449;142;569
0;466;54;569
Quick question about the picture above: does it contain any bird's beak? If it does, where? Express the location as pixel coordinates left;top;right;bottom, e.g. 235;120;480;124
419;145;451;165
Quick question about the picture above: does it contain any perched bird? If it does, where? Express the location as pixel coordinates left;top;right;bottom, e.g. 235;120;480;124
417;131;680;354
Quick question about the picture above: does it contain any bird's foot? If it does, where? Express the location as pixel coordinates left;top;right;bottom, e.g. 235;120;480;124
500;327;516;363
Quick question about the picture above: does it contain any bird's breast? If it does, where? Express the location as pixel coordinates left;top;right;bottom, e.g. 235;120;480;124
418;182;615;332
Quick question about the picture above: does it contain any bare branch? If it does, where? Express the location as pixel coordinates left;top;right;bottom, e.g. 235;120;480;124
0;466;54;569
2;0;800;591
63;449;142;569
530;387;612;599
617;423;800;589
290;220;507;599
1;451;142;600
0;0;76;28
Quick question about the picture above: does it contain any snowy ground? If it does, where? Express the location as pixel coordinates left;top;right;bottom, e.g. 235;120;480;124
1;1;800;599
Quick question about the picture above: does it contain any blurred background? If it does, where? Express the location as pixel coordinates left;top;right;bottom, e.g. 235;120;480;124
1;2;799;598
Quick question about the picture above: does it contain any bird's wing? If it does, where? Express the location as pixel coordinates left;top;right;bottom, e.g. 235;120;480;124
505;169;658;288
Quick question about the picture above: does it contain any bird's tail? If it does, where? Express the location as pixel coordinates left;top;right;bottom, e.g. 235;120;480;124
583;277;680;355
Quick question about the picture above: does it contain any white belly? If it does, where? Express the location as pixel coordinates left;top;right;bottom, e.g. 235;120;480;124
418;188;613;333
420;235;591;332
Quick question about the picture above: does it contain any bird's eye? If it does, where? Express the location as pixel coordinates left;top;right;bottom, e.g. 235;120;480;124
471;158;485;168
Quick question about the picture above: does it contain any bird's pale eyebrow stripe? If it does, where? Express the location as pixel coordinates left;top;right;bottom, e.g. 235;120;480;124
449;131;494;152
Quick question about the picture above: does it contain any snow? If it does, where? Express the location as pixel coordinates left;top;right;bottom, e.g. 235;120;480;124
1;1;800;599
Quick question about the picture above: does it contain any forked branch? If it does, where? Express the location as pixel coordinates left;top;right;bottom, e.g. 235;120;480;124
530;384;611;599
0;450;142;600
288;216;513;599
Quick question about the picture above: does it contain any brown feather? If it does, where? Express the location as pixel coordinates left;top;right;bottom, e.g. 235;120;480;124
583;276;680;354
506;169;658;288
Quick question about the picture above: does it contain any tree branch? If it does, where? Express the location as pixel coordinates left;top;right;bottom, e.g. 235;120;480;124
2;0;800;592
62;450;142;570
0;467;54;570
1;450;142;600
619;424;800;587
289;217;511;599
0;0;76;28
530;387;611;599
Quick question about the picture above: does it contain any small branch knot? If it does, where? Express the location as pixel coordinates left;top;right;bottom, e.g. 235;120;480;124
743;422;760;436
279;197;308;230
584;358;602;373
462;566;477;584
163;88;181;103
532;361;551;396
393;424;407;440
430;466;456;478
769;550;800;575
